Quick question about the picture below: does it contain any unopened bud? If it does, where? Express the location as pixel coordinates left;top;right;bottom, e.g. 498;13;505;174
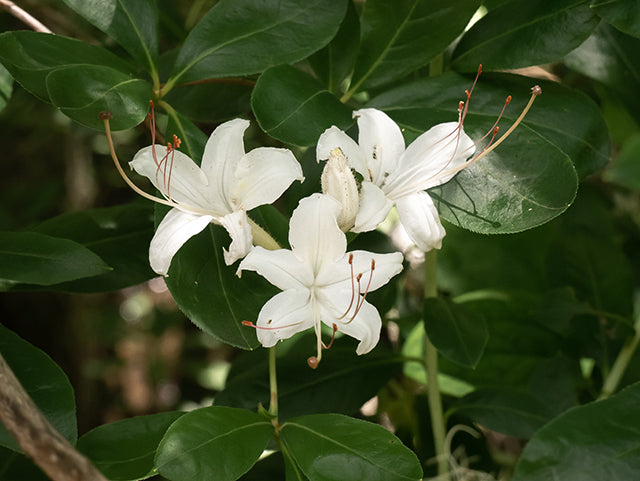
321;148;359;232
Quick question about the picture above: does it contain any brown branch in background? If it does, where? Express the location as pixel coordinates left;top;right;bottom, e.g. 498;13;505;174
0;353;108;481
0;0;52;33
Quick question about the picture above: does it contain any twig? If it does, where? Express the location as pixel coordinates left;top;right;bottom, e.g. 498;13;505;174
0;353;107;481
0;0;52;33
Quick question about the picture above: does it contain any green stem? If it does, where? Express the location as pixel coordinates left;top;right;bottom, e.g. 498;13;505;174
423;250;448;480
599;315;640;400
268;346;279;418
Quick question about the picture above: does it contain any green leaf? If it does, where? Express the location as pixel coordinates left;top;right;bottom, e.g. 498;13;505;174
281;414;423;481
0;325;77;452
511;381;640;481
169;0;348;86
164;224;277;349
78;412;184;481
32;202;155;292
368;72;591;233
0;231;110;290
60;0;159;74
0;31;133;101
155;406;273;481
0;446;48;480
164;82;252;123
591;0;640;39
451;0;599;72
0;63;13;112
424;297;488;368
46;64;151;131
350;0;480;92
604;132;640;191
449;388;554;438
164;110;209;161
252;65;352;146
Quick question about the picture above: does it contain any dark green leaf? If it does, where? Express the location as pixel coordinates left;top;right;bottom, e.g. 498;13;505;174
0;31;133;101
164;110;209;161
0;325;77;452
46;64;151;131
155;406;273;481
252;65;352;146
164;82;252;123
450;388;554;438
32;202;155;292
169;0;348;86
591;0;640;39
604;133;640;191
0;446;48;480
78;412;184;481
60;0;159;74
511;381;640;481
0;231;110;290
0;64;13;112
451;0;599;72
281;414;423;481
424;297;488;368
164;224;277;349
350;0;480;92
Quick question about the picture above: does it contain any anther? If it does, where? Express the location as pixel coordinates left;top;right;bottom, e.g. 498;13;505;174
307;356;319;369
99;111;112;120
322;323;339;350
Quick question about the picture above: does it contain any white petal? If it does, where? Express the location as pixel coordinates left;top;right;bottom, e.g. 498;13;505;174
149;208;213;276
316;126;369;179
200;118;250;207
231;147;303;211
395;191;446;251
317;250;404;292
354;108;405;185
316;287;381;355
217;210;253;265
385;122;475;198
353;182;393;233
253;290;315;348
130;145;211;209
289;194;346;275
238;246;312;290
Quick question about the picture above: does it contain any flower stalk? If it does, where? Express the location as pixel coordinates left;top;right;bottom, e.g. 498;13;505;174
599;314;640;400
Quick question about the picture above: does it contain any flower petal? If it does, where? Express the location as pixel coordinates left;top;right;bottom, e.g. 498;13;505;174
353;181;393;233
354;108;406;186
385;122;475;198
317;250;403;292
395;191;446;251
217;210;253;265
231;147;303;211
130;145;211;209
289;194;346;275
200;118;250;208
253;290;315;348
238;246;312;290
149;208;213;276
316;126;369;179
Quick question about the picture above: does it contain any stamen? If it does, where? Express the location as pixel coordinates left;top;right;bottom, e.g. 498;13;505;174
321;323;338;350
337;254;356;320
241;319;306;331
343;259;376;325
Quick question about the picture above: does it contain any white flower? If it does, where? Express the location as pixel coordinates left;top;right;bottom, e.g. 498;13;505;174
238;193;403;366
130;118;303;275
317;108;475;251
321;147;359;231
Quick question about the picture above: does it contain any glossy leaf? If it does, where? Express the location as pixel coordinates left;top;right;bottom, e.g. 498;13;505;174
46;64;151;131
60;0;159;73
164;224;277;349
164;110;209;161
511;381;640;481
32;202;155;292
350;0;480;92
0;31;133;101
0;231;110;290
281;414;423;481
591;0;640;39
0;325;77;452
368;73;591;233
155;406;273;481
0;446;48;480
450;388;554;438
0;63;13;112
252;65;352;146
451;0;599;72
604;133;640;191
78;412;184;481
169;0;348;85
424;297;488;368
164;82;252;123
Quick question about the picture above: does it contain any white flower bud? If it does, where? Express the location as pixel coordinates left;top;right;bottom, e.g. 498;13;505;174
321;147;359;232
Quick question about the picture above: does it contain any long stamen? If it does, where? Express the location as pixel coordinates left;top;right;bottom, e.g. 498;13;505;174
344;259;376;325
321;323;338;350
338;254;356;320
241;319;306;331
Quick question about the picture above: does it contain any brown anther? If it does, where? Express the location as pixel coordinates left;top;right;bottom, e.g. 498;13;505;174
173;135;181;149
99;111;112;120
477;64;483;74
149;100;155;108
356;273;363;282
241;320;253;327
532;85;542;96
166;142;172;152
307;356;319;369
505;95;512;105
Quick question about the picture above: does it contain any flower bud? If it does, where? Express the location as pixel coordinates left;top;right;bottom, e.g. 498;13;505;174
321;148;359;231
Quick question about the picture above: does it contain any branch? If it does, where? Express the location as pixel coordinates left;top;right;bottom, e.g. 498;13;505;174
0;0;52;33
0;353;107;481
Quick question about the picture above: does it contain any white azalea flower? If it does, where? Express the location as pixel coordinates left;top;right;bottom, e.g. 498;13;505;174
238;193;403;366
130;118;303;275
317;109;475;252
